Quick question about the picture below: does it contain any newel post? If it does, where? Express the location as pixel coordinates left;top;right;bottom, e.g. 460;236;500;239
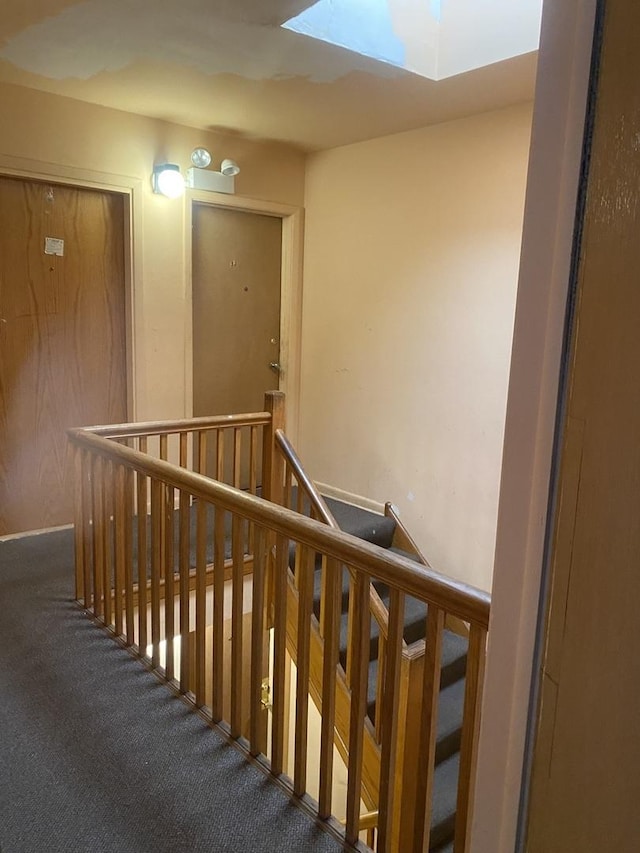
262;390;286;506
262;391;286;632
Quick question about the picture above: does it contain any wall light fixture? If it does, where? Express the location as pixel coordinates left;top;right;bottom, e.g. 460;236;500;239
186;148;240;195
152;151;241;198
152;163;185;198
220;158;240;177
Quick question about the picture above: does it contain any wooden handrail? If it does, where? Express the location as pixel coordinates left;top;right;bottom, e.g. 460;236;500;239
82;411;271;439
68;427;490;627
275;429;338;528
340;810;379;830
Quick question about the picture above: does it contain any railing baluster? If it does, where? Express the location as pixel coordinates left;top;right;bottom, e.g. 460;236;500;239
164;484;175;681
158;436;168;588
294;545;313;797
454;624;487;853
81;449;92;610
319;554;328;640
249;428;257;553
233;427;242;488
137;436;149;654
103;460;113;629
345;575;355;686
271;533;289;776
113;464;126;639
318;556;342;819
124;468;135;646
136;470;148;655
413;605;445;852
91;454;105;621
179;433;187;469
216;429;225;482
377;588;405;852
150;478;162;669
345;570;370;846
195;498;207;706
375;632;387;742
284;462;292;511
249;425;258;495
73;446;85;603
250;525;267;756
179;489;191;694
211;506;226;722
230;514;245;737
197;430;207;477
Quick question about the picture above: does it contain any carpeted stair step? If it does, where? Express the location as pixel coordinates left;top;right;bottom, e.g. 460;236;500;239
433;678;465;764
312;564;353;617
366;658;466;760
286;487;396;549
365;671;465;765
335;588;448;665
322;496;396;549
364;629;467;711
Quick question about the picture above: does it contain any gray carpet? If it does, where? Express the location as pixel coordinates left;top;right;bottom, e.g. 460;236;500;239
0;528;346;853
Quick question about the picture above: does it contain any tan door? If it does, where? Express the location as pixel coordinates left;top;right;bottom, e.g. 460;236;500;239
192;204;282;417
0;177;127;535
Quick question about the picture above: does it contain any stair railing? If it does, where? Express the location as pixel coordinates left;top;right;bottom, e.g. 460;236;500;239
274;429;390;654
70;406;278;626
68;411;490;853
273;426;395;818
274;428;337;527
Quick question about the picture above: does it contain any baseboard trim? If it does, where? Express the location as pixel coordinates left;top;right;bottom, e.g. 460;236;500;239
0;523;73;543
315;482;385;515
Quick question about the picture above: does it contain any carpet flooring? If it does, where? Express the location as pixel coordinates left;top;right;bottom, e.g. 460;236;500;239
0;529;345;853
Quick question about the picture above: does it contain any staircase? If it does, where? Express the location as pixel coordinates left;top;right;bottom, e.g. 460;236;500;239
291;490;467;851
67;393;489;853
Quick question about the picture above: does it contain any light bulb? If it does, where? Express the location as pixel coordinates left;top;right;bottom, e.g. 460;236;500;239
220;158;240;177
191;147;212;169
154;165;185;198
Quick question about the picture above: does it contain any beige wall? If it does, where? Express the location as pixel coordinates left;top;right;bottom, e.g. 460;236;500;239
0;80;305;421
299;103;532;590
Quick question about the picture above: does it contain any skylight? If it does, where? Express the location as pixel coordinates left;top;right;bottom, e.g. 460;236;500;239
283;0;407;72
283;0;543;82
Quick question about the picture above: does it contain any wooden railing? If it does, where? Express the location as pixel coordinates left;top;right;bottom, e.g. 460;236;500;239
274;425;392;828
68;397;490;853
275;428;390;661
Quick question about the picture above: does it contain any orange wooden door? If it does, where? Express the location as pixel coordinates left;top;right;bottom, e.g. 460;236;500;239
192;205;282;416
0;177;127;535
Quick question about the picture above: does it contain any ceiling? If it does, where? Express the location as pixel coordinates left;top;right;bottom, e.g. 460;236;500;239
0;0;538;152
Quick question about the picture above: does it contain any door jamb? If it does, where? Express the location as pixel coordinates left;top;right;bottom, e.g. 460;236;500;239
185;190;304;443
0;156;140;422
470;1;598;851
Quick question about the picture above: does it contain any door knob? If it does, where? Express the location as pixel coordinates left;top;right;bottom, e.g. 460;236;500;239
269;362;282;374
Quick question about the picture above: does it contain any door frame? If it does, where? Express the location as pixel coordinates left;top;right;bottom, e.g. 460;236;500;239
470;1;599;851
185;190;304;442
0;156;140;421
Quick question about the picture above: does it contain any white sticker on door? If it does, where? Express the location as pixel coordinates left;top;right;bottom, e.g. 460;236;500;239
44;237;64;256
